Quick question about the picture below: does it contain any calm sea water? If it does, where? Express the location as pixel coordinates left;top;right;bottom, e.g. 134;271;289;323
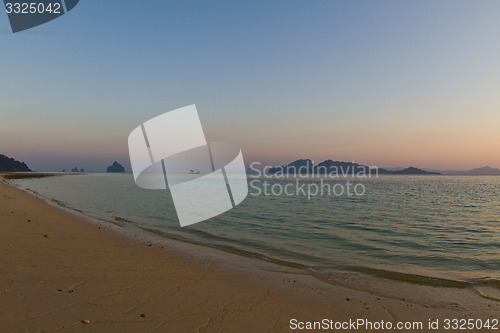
8;173;500;292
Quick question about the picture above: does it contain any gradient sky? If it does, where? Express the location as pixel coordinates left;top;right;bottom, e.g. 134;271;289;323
1;1;499;172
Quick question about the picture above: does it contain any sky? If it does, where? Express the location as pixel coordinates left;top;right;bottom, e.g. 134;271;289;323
1;0;499;172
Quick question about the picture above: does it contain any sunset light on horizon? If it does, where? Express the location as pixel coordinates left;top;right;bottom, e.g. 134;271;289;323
1;1;499;172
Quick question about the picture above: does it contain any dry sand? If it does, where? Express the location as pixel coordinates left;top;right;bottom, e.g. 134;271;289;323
0;176;498;332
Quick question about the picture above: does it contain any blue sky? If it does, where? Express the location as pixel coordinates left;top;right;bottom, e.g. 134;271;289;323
1;1;499;171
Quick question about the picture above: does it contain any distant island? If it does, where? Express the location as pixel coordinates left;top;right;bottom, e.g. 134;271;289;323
0;154;32;172
435;166;500;176
262;159;439;176
386;165;500;176
69;167;85;173
393;167;439;175
107;161;125;173
1;153;497;176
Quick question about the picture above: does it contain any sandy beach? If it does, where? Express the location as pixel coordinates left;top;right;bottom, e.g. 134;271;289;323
0;175;498;332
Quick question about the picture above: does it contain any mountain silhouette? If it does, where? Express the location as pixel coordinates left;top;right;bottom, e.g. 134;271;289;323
266;159;438;175
107;161;125;173
0;154;32;172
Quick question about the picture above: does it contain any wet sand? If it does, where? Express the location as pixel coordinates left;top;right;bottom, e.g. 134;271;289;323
0;175;498;332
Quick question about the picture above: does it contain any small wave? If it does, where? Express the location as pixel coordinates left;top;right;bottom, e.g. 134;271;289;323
351;266;471;288
114;216;133;223
140;227;308;270
472;279;500;302
107;216;135;227
471;277;500;290
51;199;66;208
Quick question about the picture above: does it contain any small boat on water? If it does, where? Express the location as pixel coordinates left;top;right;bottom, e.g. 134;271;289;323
189;169;200;174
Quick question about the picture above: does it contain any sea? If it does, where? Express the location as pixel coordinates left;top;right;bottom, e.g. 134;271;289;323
7;173;500;300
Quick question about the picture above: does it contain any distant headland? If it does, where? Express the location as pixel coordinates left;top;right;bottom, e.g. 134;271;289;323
0;154;32;172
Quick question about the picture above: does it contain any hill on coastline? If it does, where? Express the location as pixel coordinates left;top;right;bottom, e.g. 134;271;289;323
0;154;32;172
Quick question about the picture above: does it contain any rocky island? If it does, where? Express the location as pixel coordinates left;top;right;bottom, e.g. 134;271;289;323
106;161;125;173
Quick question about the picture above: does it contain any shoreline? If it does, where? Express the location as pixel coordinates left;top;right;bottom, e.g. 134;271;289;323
6;174;499;295
8;175;498;294
1;175;498;331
